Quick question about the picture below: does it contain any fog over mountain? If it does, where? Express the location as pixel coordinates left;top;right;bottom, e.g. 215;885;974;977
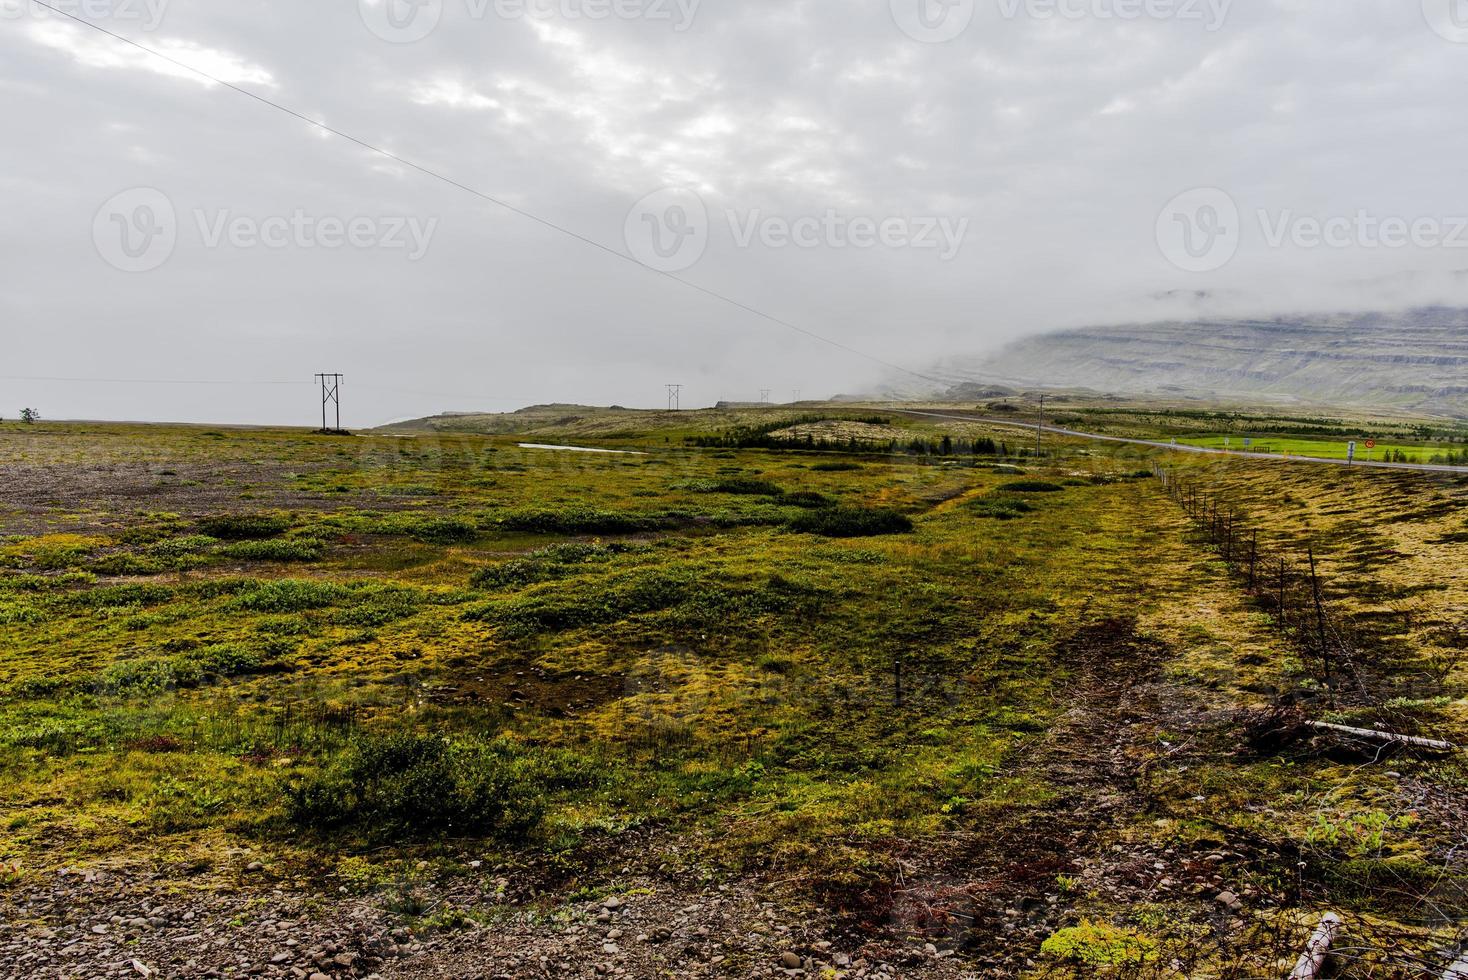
920;308;1468;418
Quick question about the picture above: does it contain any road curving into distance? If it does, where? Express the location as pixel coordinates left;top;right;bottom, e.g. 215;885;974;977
890;409;1468;476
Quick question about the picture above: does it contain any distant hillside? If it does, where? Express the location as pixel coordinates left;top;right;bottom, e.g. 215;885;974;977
935;308;1468;417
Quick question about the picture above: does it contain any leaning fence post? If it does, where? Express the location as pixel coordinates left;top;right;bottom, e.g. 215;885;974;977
1248;530;1258;591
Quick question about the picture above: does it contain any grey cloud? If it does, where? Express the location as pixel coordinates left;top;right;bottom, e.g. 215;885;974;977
3;0;1467;424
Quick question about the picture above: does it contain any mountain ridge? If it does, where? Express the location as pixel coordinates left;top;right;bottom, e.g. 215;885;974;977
928;307;1468;417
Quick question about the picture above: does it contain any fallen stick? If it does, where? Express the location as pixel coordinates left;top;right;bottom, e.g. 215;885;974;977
1288;913;1343;980
1443;953;1468;980
1304;721;1459;754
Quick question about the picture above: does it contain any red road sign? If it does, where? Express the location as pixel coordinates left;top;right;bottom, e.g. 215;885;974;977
1366;440;1377;450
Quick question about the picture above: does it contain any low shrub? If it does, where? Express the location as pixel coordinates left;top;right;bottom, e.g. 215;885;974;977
470;568;699;637
331;586;424;627
94;642;289;695
399;517;478;544
471;558;558;590
285;732;544;843
218;538;325;562
232;580;346;613
970;495;1036;520
676;478;784;497
811;462;862;472
470;542;648;590
786;507;913;538
1001;480;1065;493
198;514;290;540
1040;921;1157;968
494;507;672;535
782;491;832;509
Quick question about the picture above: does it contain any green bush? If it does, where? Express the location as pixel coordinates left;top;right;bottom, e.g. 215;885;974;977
1040;921;1157;968
494;506;674;535
93;643;288;695
470;542;648;590
1001;480;1065;493
331;586;424;627
400;517;478;544
198;514;290;540
970;495;1036;520
782;491;832;509
232;580;346;613
98;656;204;695
285;733;544;842
811;462;862;472
218;538;325;562
471;568;697;637
786;506;913;538
676;478;784;496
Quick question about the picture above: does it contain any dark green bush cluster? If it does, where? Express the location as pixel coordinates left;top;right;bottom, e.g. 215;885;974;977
285;732;544;843
785;506;913;538
493;506;675;535
466;566;820;638
398;516;478;544
218;538;325;562
782;491;832;509
468;567;697;637
810;461;862;472
331;585;425;627
1000;480;1066;493
198;514;290;540
95;642;288;695
232;579;347;613
470;542;647;590
969;495;1036;520
675;478;784;497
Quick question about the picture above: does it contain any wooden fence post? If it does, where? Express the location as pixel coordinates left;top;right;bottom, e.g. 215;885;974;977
1308;546;1331;689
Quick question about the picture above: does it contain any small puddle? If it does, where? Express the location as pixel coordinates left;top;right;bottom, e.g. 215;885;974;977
518;443;648;456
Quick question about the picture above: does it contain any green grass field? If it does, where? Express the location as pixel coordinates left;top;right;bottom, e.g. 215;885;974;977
1;408;1464;977
1176;434;1465;464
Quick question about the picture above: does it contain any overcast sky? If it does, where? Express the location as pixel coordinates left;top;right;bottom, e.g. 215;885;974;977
4;0;1468;425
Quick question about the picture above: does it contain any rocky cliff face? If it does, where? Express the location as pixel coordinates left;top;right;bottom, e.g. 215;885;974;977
936;308;1468;416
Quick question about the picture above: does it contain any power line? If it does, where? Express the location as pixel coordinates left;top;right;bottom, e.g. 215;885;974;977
31;1;950;388
0;375;310;386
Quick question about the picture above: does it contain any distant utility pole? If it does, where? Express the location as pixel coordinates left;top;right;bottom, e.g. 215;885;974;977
1036;393;1046;457
791;389;801;404
760;389;772;404
665;384;682;411
315;373;343;433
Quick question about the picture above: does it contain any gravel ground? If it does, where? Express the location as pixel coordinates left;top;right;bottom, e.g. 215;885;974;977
0;861;978;980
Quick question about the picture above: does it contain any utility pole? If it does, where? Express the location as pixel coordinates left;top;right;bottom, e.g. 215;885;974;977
791;389;801;404
759;389;772;404
1035;393;1046;458
665;384;682;411
315;374;343;433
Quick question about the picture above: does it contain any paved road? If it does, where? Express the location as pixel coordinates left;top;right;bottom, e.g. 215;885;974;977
891;409;1468;476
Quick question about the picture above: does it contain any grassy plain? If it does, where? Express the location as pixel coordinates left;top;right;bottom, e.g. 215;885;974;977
0;406;1464;976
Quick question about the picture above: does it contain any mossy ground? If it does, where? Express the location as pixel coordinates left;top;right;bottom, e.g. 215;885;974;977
0;409;1463;976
